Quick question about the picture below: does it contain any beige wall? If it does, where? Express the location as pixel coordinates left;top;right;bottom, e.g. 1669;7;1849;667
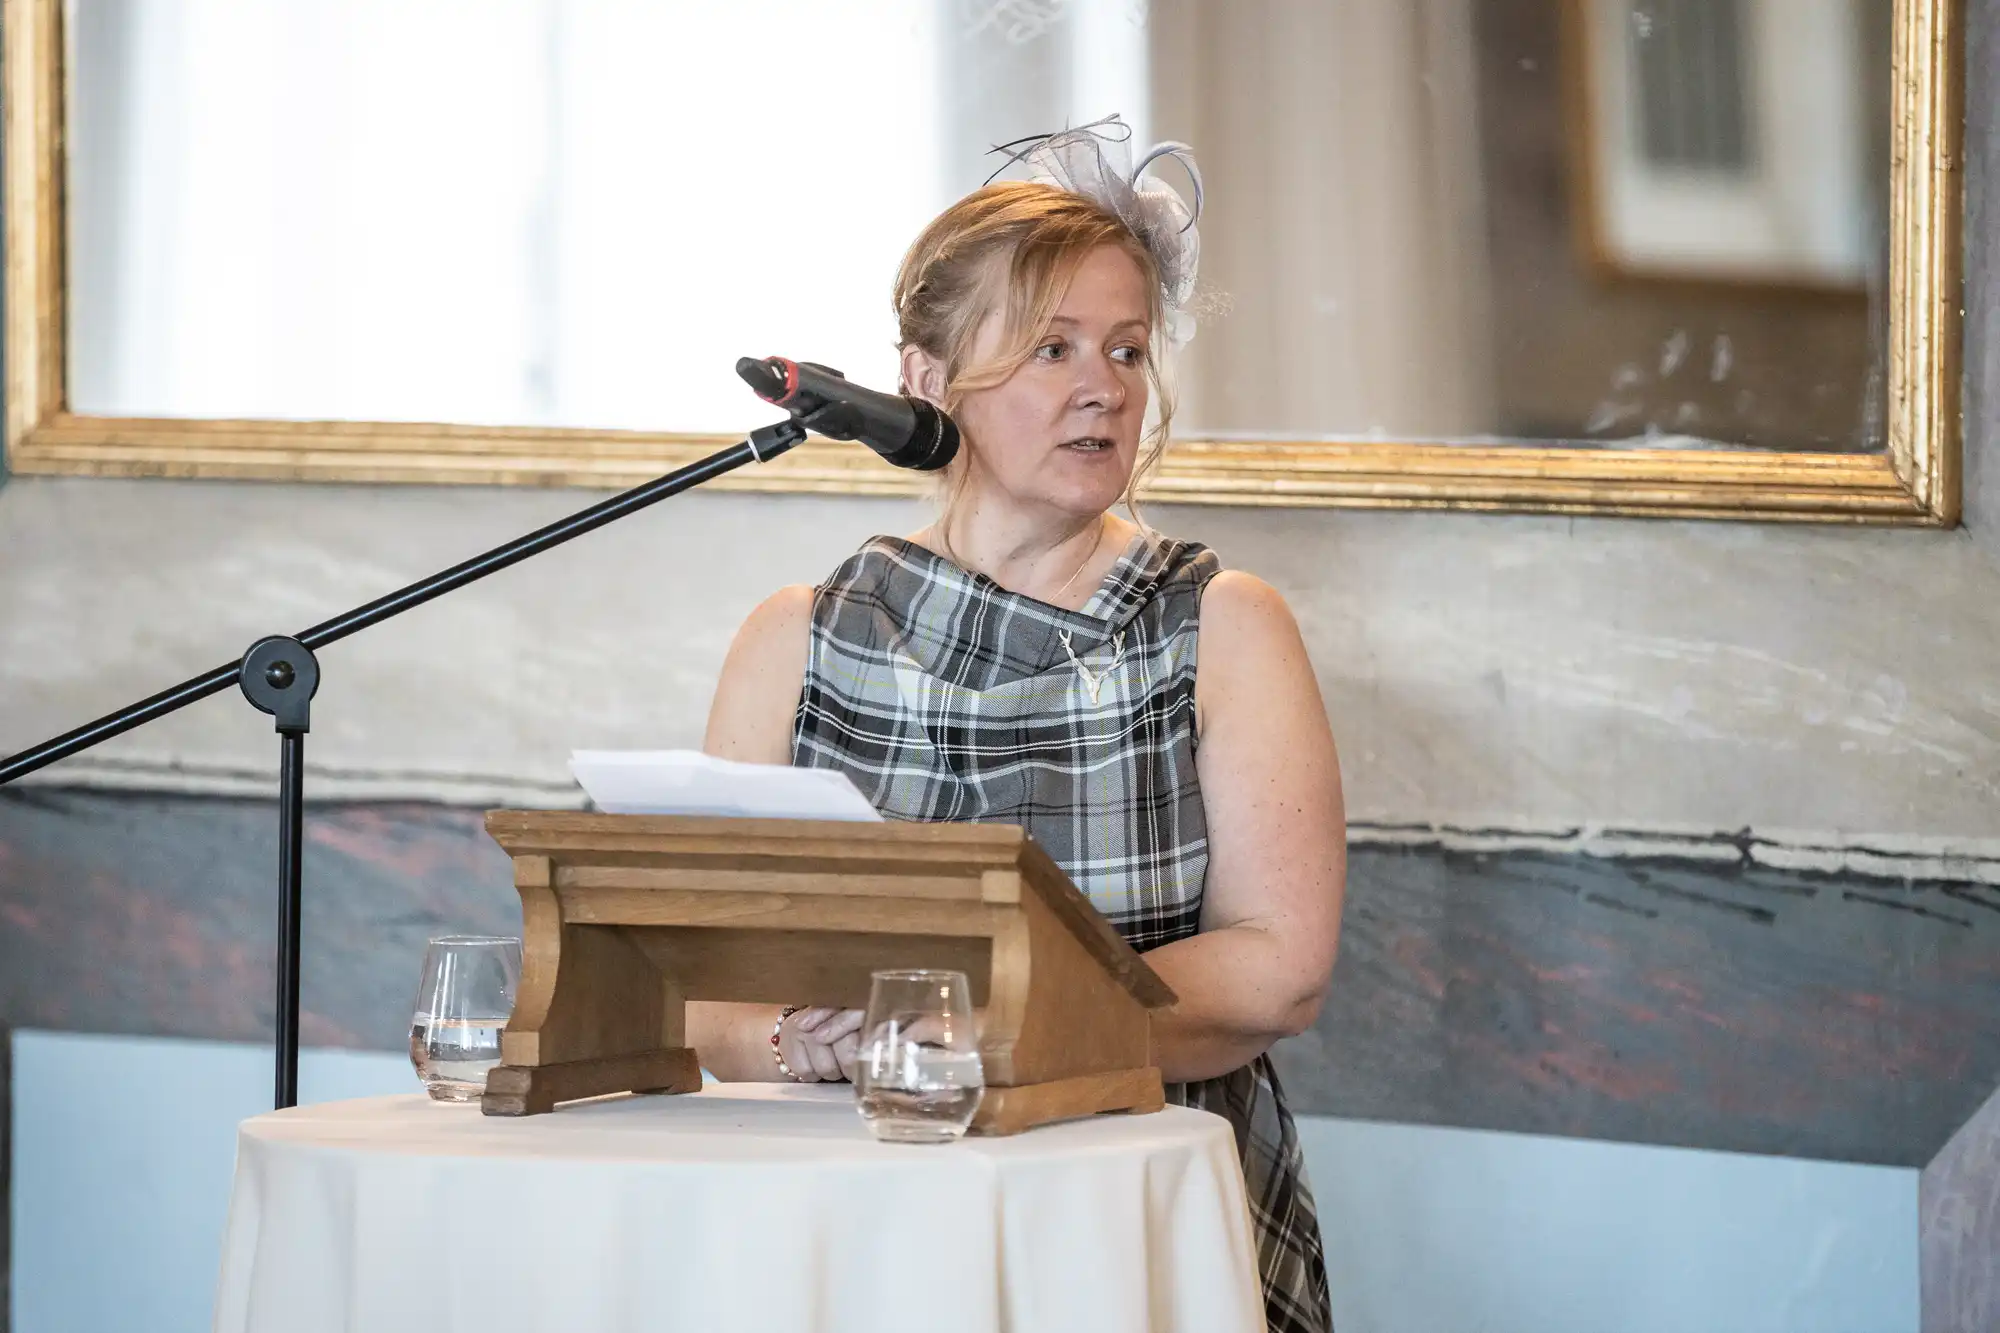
1;472;1994;862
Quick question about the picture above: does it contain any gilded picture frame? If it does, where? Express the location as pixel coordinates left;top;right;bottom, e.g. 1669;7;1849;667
1;0;1963;524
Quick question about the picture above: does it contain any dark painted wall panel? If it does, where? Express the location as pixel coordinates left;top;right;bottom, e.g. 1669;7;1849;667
0;789;518;1048
3;787;1994;1166
1278;848;2000;1166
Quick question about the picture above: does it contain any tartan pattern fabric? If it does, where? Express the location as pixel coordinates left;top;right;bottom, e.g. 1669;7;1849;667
792;532;1333;1333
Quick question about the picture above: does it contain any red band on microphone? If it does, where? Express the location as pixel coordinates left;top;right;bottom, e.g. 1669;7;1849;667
766;356;801;408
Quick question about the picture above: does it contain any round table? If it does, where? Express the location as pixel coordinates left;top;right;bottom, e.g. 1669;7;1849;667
214;1084;1264;1333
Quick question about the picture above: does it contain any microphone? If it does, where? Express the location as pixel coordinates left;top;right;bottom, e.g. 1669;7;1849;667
736;356;959;472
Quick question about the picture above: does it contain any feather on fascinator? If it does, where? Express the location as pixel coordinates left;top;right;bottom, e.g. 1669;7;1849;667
985;114;1205;347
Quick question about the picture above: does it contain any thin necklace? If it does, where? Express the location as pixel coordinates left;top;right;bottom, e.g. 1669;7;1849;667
1052;519;1120;706
1048;520;1108;603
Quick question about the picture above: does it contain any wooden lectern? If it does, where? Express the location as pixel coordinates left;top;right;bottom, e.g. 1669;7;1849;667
478;812;1177;1134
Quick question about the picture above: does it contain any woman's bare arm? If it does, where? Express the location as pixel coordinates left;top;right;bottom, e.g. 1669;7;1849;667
690;585;818;1078
1141;570;1346;1083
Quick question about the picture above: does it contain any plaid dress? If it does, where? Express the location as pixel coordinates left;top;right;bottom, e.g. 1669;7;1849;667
792;531;1334;1333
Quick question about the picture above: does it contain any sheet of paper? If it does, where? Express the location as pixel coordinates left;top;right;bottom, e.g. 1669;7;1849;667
568;750;883;822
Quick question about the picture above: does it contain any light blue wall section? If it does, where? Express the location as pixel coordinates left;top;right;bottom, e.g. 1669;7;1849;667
1304;1117;1919;1333
12;1030;1920;1333
12;1031;418;1333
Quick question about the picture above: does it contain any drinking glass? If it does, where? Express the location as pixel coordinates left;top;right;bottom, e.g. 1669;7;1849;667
854;968;984;1143
409;935;521;1102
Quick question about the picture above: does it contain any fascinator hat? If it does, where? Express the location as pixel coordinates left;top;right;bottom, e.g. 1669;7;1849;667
985;114;1205;347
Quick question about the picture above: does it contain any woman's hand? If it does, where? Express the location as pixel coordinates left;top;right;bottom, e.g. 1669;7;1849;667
780;1007;865;1082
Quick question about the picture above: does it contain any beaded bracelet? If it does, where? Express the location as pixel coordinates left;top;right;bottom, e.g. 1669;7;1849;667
771;1005;805;1081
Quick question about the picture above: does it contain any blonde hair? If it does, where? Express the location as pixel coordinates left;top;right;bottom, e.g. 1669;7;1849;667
891;180;1175;537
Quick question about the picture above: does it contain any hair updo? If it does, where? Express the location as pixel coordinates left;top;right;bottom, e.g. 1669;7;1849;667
892;180;1176;527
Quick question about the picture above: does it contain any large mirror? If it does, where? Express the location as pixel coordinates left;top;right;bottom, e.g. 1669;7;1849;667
5;0;1962;520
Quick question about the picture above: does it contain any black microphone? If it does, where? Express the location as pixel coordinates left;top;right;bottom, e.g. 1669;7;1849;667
736;356;959;472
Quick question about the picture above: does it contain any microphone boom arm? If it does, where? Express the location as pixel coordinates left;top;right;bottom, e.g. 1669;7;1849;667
0;417;808;1108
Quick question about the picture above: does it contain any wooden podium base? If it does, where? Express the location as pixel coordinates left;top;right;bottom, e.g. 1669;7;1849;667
483;1048;703;1116
969;1067;1166;1136
485;1056;1164;1134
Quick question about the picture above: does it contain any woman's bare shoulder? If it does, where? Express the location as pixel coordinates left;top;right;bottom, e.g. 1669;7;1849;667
743;583;816;643
703;584;816;763
1199;569;1301;644
1194;570;1319;728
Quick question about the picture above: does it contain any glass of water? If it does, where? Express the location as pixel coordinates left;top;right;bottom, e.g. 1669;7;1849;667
854;968;984;1143
410;935;521;1102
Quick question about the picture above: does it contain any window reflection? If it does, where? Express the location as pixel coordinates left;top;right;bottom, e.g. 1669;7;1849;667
66;0;1890;452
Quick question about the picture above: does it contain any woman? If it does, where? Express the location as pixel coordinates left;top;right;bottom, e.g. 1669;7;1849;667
694;121;1345;1333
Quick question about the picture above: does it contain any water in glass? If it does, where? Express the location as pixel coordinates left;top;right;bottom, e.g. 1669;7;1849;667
855;968;983;1143
409;935;520;1102
423;1019;507;1100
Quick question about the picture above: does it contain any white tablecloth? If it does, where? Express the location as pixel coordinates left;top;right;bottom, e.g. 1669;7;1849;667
214;1084;1263;1333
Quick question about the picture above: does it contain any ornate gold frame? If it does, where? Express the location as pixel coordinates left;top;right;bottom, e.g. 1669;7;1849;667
2;0;1962;523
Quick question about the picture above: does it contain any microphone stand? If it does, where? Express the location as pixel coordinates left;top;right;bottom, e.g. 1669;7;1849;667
0;418;808;1110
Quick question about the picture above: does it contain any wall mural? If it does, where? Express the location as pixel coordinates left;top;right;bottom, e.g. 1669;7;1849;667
1;786;1993;1167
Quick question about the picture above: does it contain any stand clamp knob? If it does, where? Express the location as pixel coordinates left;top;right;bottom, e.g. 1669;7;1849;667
240;636;320;735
